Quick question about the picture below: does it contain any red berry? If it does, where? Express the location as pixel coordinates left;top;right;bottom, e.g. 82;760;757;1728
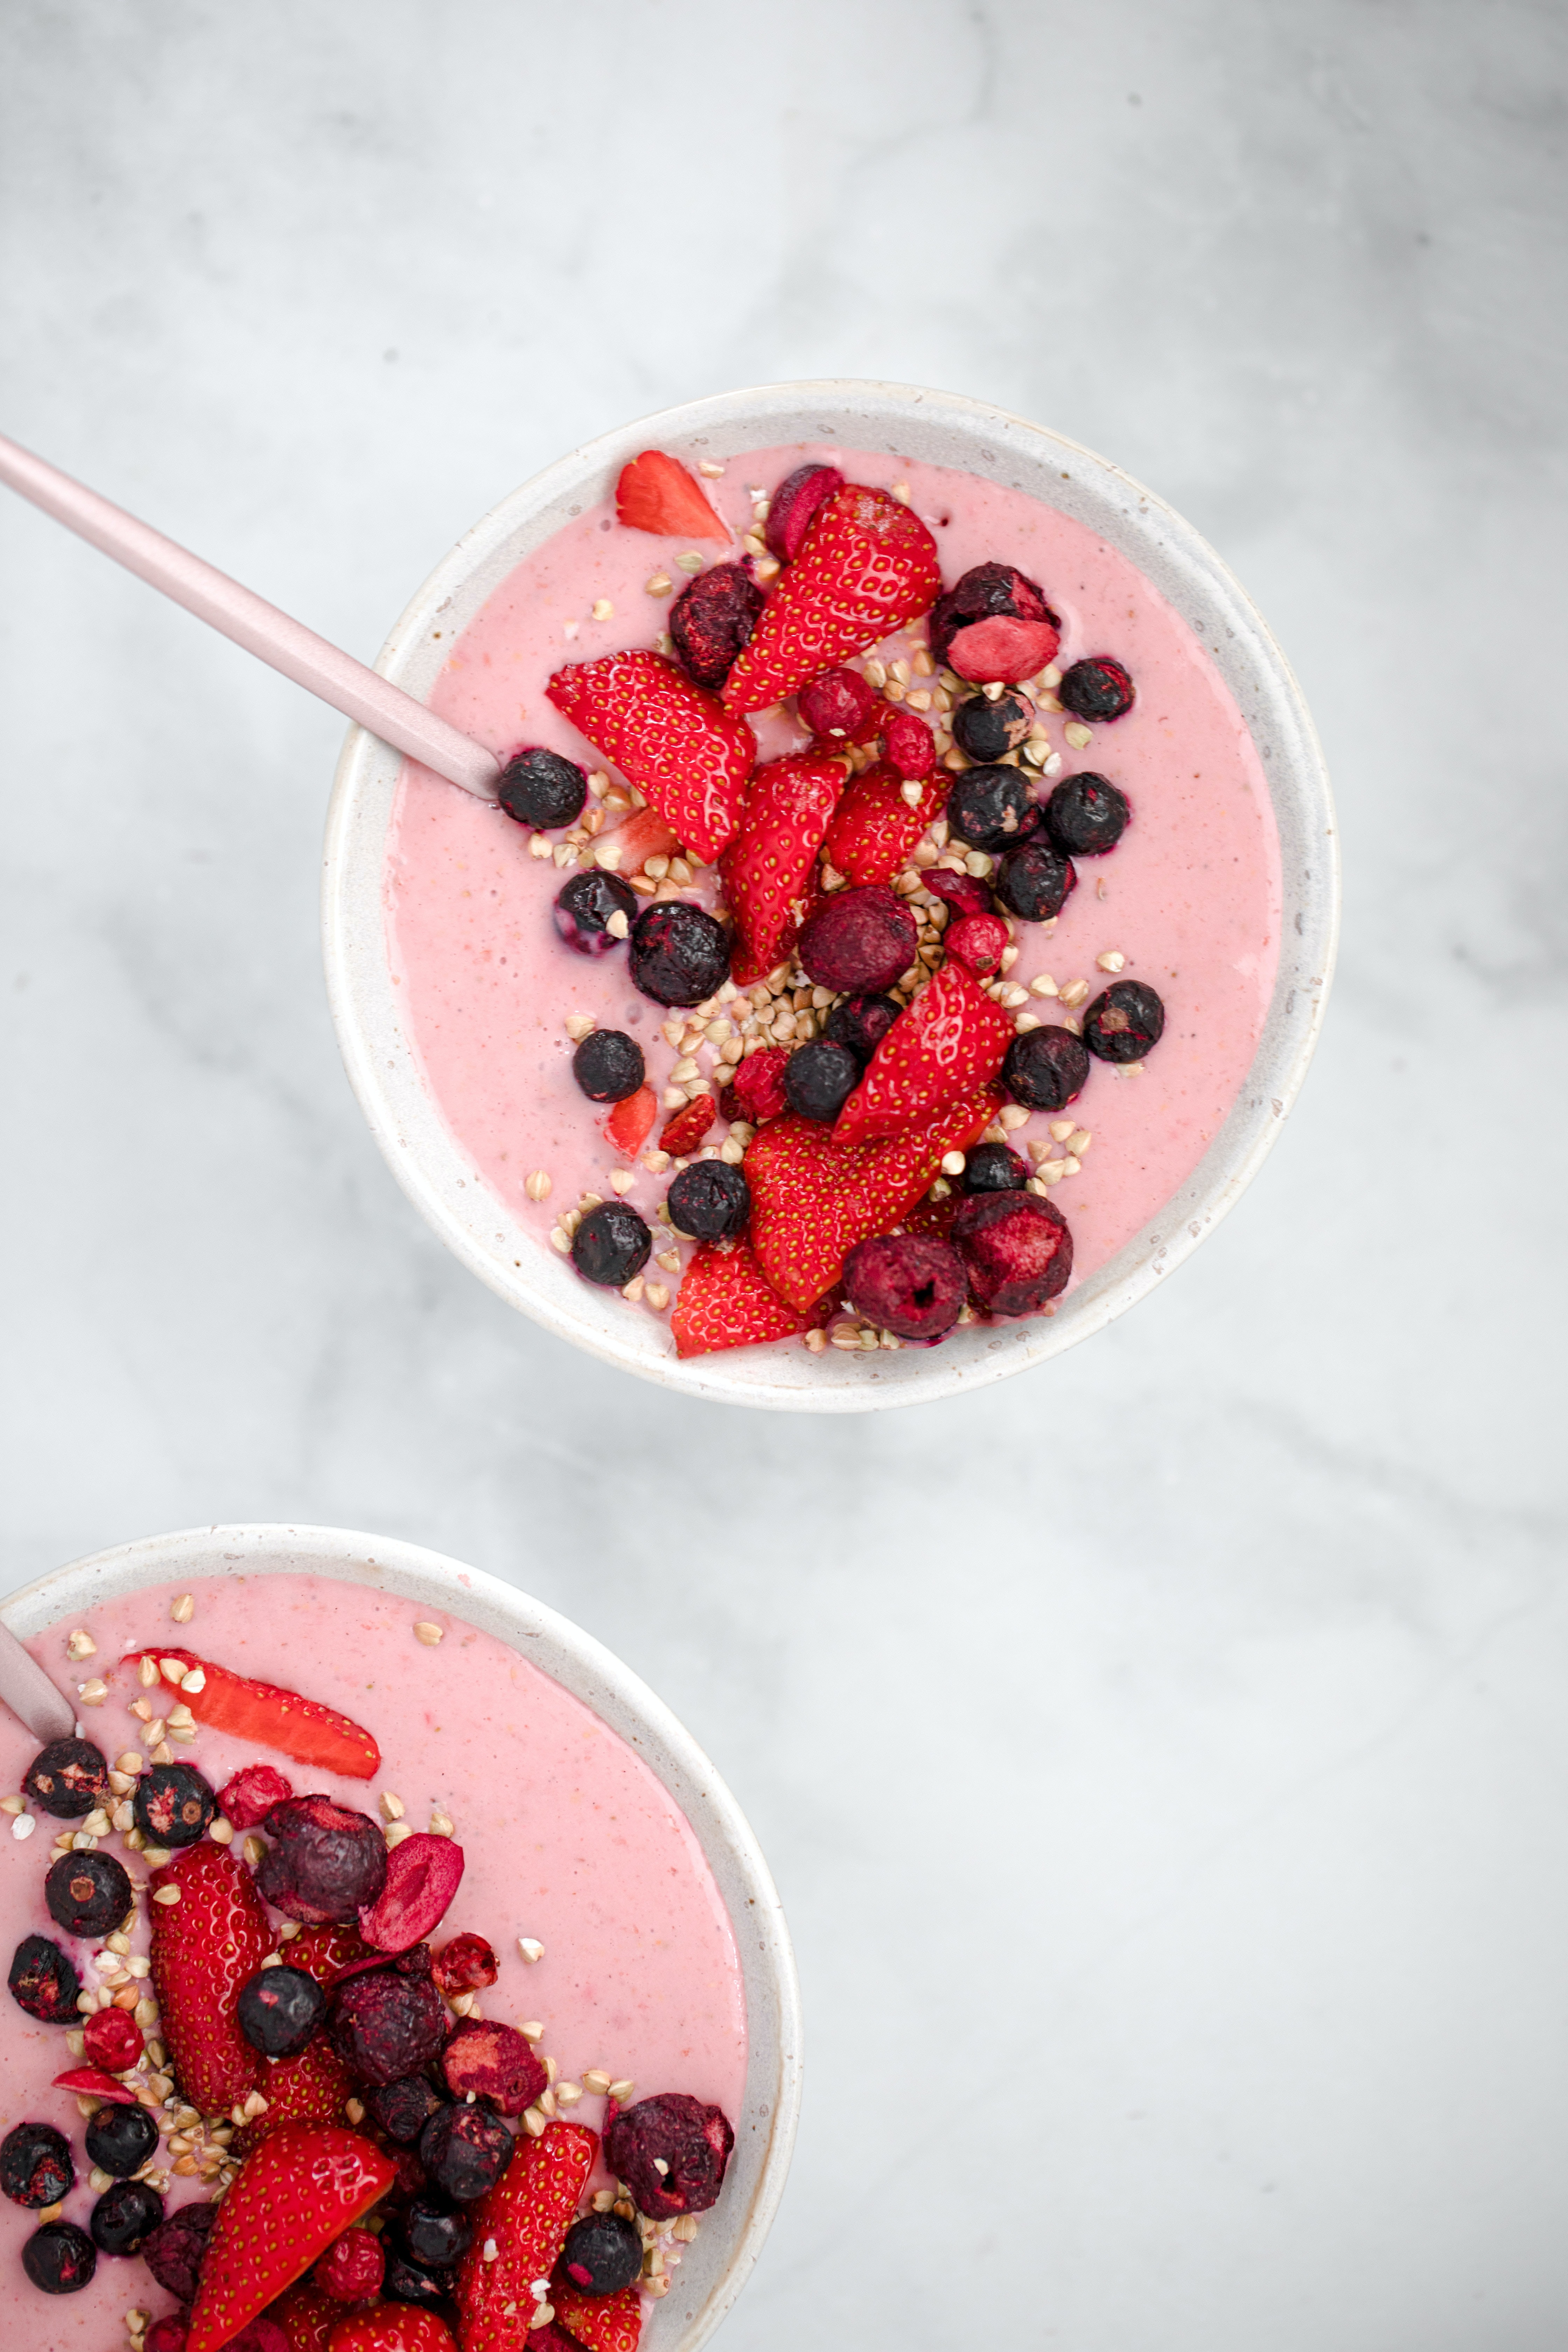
122;1649;379;1779
728;1046;790;1124
797;884;917;994
951;1189;1074;1315
943;911;1010;976
881;707;935;779
796;665;877;740
441;2019;548;2117
145;2322;190;2352
430;1934;497;1998
763;461;844;562
218;1764;295;1831
842;1232;967;1344
82;2006;144;2072
614;449;728;542
357;1833;464;1954
659;1094;718;1157
315;2226;385;2303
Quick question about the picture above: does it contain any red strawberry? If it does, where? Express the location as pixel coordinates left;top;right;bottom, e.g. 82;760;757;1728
835;960;1014;1146
326;2311;457;2351
150;1840;271;2116
747;1089;999;1310
722;486;941;714
282;1924;378;1987
454;2120;598;2352
822;759;945;888
124;1647;380;1779
552;2283;643;2352
659;1095;717;1156
233;2034;352;2155
51;2065;139;2104
672;1241;827;1358
272;2278;341;2352
606;1085;657;1158
720;752;844;983
186;2123;394;2352
614;450;729;542
547;651;754;864
601;804;680;877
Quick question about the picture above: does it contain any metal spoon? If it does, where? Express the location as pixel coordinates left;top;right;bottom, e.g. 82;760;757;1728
0;1618;76;1744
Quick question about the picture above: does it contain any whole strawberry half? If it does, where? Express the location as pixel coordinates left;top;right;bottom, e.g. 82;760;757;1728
747;1089;1000;1310
455;2119;598;2352
720;752;845;984
672;1240;828;1358
547;651;754;864
326;2310;457;2350
150;1840;271;2115
614;449;728;542
822;758;945;889
125;1647;379;1778
722;486;941;714
186;2122;394;2352
835;960;1014;1147
552;2283;644;2352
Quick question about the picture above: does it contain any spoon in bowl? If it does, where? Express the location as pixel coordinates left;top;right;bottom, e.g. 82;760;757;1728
0;1618;77;1744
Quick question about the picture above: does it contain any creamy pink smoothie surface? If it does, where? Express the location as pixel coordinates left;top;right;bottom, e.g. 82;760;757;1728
0;1574;746;2336
385;443;1282;1333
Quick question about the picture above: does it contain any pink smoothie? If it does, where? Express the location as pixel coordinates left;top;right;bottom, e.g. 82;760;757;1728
0;1575;746;2337
386;443;1281;1343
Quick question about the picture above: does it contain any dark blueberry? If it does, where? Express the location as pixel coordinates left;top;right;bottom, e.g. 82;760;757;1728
237;1964;328;2057
570;1202;652;1288
961;1142;1029;1194
330;1967;447;2087
797;886;917;994
822;993;901;1066
1059;655;1135;723
255;1794;387;1926
929;561;1057;668
419;2103;515;2203
670;560;764;690
86;2100;160;2179
952;690;1034;763
89;2177;163;2256
1;2122;74;2209
782;1040;861;1123
384;2246;454;2308
557;2209;643;2297
132;1762;217;1848
605;2093;735;2221
365;2074;446;2145
1002;1026;1090;1113
992;839;1077;924
764;462;845;563
140;2199;216;2302
667;1160;751;1241
45;1849;132;1939
842;1233;968;1345
553;869;638;958
497;747;588;831
8;1934;82;2024
403;2194;473;2269
1084;979;1165;1063
571;1028;645;1104
1044;772;1130;857
945;765;1040;853
22;2219;96;2294
952;1189;1073;1315
22;1738;109;1820
628;901;731;1007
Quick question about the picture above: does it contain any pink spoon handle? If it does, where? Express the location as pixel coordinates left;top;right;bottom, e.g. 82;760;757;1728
0;429;500;801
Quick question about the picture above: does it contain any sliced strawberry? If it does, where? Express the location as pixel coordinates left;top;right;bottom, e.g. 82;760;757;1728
283;1924;379;1987
720;752;844;984
233;2034;352;2155
454;2120;598;2352
553;2283;644;2352
547;651;754;863
835;960;1014;1147
51;2066;139;2104
124;1647;380;1779
722;486;941;714
747;1089;999;1310
945;614;1060;684
822;759;945;888
606;1085;657;1158
186;2122;394;2352
672;1241;826;1358
272;2276;342;2352
602;804;680;877
659;1095;717;1156
326;2310;457;2350
614;450;729;542
150;1840;271;2116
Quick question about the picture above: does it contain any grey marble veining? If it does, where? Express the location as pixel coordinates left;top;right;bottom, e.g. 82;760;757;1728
1;2;1565;2345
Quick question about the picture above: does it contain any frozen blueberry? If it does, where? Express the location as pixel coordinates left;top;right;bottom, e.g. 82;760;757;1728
961;1142;1029;1194
365;2075;445;2145
402;2195;472;2269
237;1963;328;2057
256;1795;388;1925
22;1738;109;1820
22;2219;96;2294
952;690;1034;763
8;1935;81;2024
667;1160;750;1241
571;1029;645;1103
929;561;1057;670
952;1189;1073;1315
628;902;731;1006
384;2246;453;2308
330;1967;447;2086
782;1040;860;1123
85;2100;159;2179
764;462;844;563
1084;979;1165;1063
140;2199;216;2302
1;2122;74;2210
554;870;638;957
45;1850;131;1939
992;839;1077;924
842;1233;968;1345
132;1762;216;1848
605;2093;735;2221
945;764;1041;852
1044;772;1130;857
822;993;901;1066
1002;1026;1090;1113
89;2178;163;2256
497;747;588;831
797;886;916;994
570;1202;652;1288
419;2104;515;2203
670;561;764;690
1059;655;1135;723
557;2209;643;2297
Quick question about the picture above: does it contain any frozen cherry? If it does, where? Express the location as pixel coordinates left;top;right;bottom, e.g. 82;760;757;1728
22;1738;109;1820
330;1968;447;2086
882;708;936;780
1002;1026;1090;1112
961;1142;1028;1193
141;2199;216;2301
238;1964;328;2057
605;2093;735;2220
45;1850;131;1938
23;2219;96;2294
952;690;1034;762
929;561;1060;674
822;993;901;1066
1059;655;1135;722
953;1190;1073;1315
217;1763;294;1830
842;1233;967;1344
315;2227;385;2302
783;1040;860;1123
430;1934;498;1998
419;2103;515;2202
798;886;917;994
554;869;638;957
86;2100;159;2178
1;2122;74;2209
145;2322;190;2352
82;2005;143;2071
921;869;992;922
497;747;588;831
8;1934;82;2023
945;764;1039;852
132;1762;216;1848
1044;772;1130;857
558;2209;643;2296
89;2178;163;2256
1084;979;1164;1062
797;664;877;740
257;1796;387;1926
993;839;1077;923
441;2018;548;2117
402;2194;472;2269
629;901;731;1007
358;1832;464;1954
726;1045;791;1124
572;1029;645;1103
668;1160;751;1241
570;1202;652;1288
670;561;764;690
764;461;844;562
943;911;1010;975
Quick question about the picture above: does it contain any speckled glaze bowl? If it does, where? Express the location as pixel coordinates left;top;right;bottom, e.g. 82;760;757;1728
323;380;1337;1410
0;1524;800;2352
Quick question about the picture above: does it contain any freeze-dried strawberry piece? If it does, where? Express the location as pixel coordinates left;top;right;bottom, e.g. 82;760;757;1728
720;752;844;985
881;707;936;779
659;1095;718;1156
946;614;1061;685
764;461;844;562
124;1648;379;1779
547;651;754;864
614;450;728;542
822;759;944;889
725;1046;790;1125
601;805;681;878
835;960;1013;1146
82;2005;144;2071
796;663;878;741
218;1763;295;1830
723;486;941;713
605;1084;657;1158
671;1241;826;1358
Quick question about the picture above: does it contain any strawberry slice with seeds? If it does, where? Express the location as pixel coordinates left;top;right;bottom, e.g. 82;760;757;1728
272;2276;342;2352
548;651;754;864
659;1095;717;1156
822;758;945;888
723;486;941;714
747;1089;999;1310
835;960;1014;1147
606;1085;657;1158
601;804;680;878
124;1646;380;1778
553;2283;644;2352
454;2119;598;2352
672;1240;827;1358
232;2033;353;2156
322;2309;457;2350
150;1840;271;2116
615;449;729;542
186;2121;395;2352
720;752;845;985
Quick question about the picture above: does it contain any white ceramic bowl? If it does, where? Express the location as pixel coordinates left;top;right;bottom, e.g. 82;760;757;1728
0;1524;799;2352
323;380;1337;1410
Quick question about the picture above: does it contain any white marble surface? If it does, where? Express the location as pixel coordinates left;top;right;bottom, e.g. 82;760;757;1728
1;3;1565;2345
